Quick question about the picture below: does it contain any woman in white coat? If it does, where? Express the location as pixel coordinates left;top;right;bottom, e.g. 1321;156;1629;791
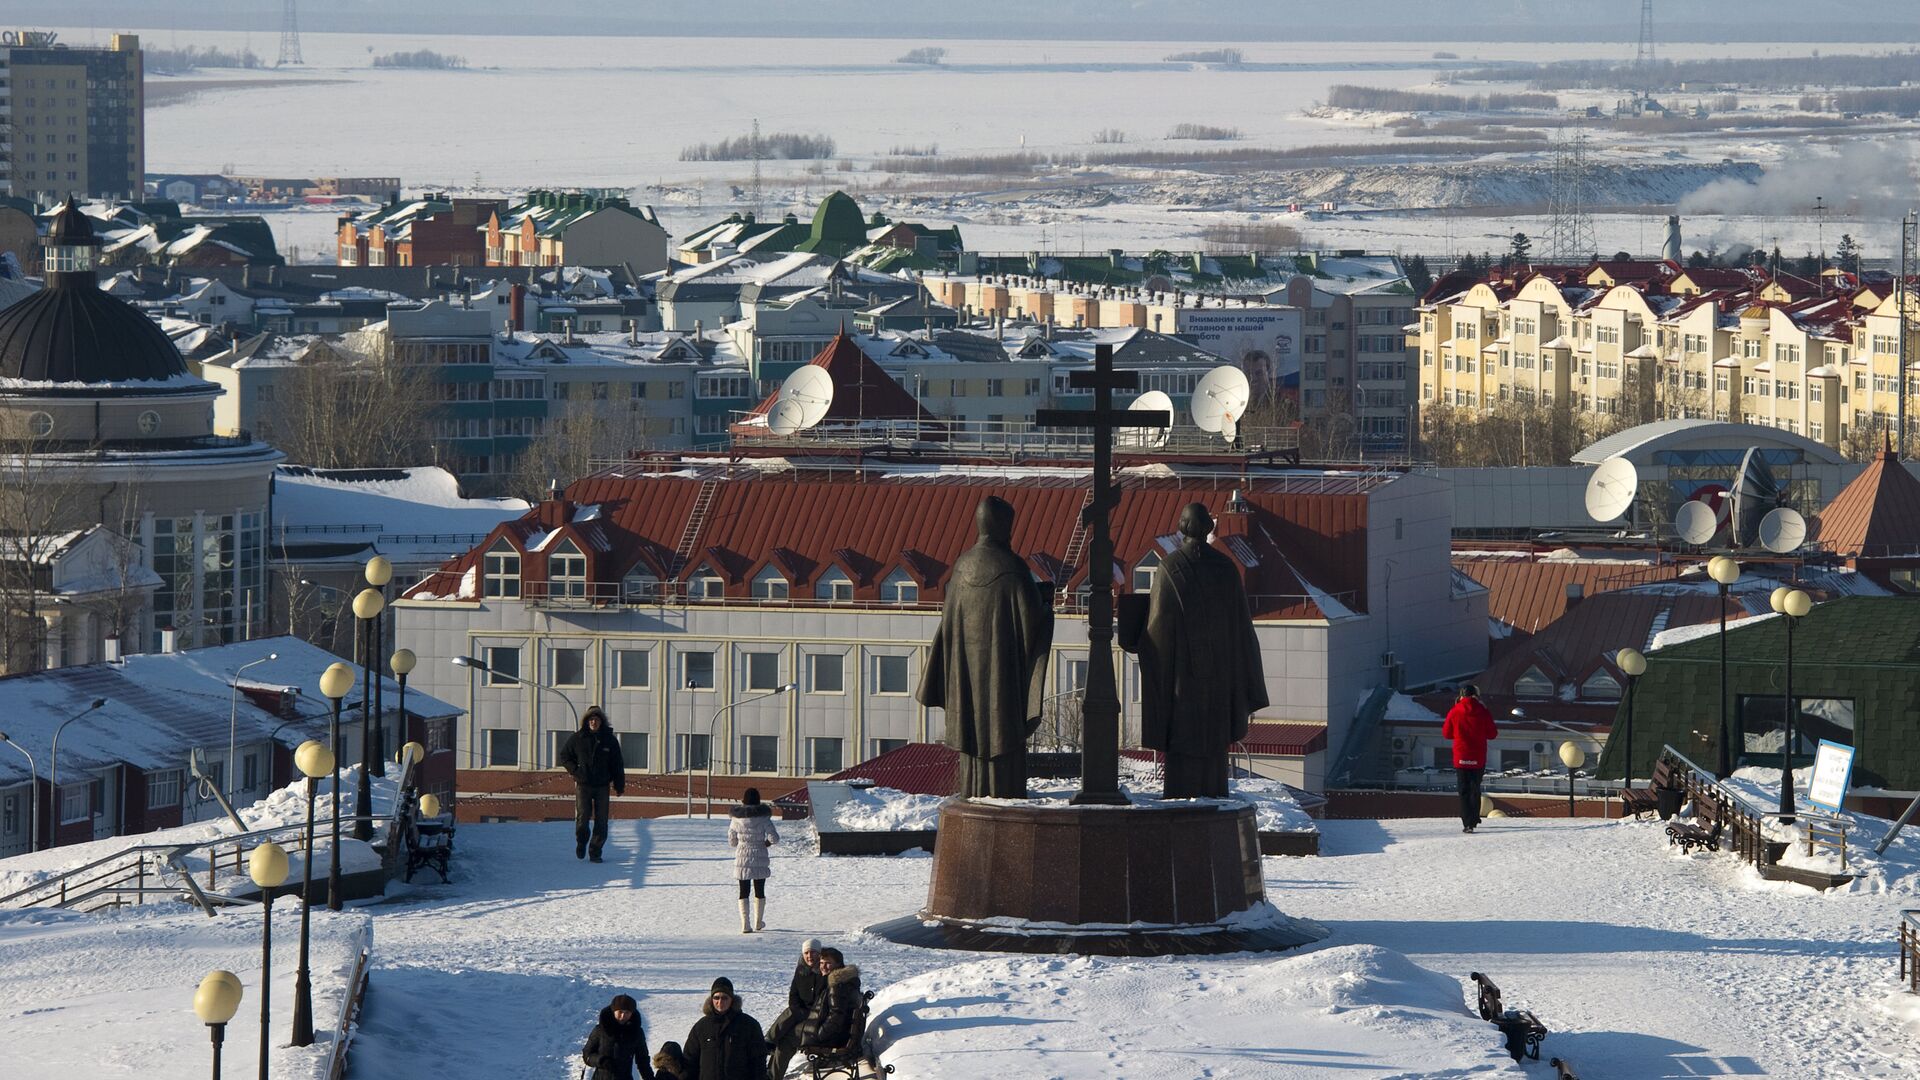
727;787;779;932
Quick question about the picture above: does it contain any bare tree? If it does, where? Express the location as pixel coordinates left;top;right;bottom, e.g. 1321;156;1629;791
501;393;656;503
271;341;439;469
0;427;102;673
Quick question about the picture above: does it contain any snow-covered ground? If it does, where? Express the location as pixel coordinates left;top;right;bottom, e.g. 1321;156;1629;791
6;804;1920;1076
828;777;1317;834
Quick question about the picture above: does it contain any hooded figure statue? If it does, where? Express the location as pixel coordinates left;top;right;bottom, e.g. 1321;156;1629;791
1124;502;1268;798
917;496;1054;798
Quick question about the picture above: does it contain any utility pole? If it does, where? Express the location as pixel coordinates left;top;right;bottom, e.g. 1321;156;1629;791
1901;212;1917;458
277;0;303;67
749;118;764;215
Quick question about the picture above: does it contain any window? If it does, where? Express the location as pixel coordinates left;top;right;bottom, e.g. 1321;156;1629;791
483;542;521;598
60;783;91;824
549;541;587;598
808;653;845;693
808;737;844;775
484;729;520;766
615;649;650;689
243;754;260;791
879;568;918;604
550;646;586;687
871;738;908;759
682;651;716;690
698;374;756;399
485;646;521;685
743;651;780;692
1580;669;1621;700
147;768;183;809
752;567;790;601
622;566;660;602
1739;696;1854;759
3;795;15;836
688;568;726;600
1514;666;1554;699
747;735;779;773
679;733;711;771
816;568;854;603
873;655;910;695
1431;747;1452;770
1133;552;1160;593
546;729;571;768
620;732;649;771
1499;748;1532;771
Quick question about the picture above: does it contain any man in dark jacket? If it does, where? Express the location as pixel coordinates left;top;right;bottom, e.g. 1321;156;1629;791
584;993;655;1080
796;949;862;1054
767;940;825;1079
684;977;767;1080
559;706;625;861
1443;684;1499;834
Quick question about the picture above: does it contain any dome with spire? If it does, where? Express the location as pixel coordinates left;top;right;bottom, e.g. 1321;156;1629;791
0;198;195;391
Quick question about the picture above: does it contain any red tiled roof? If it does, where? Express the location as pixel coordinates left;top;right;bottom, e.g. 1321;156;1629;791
1478;590;1738;700
412;465;1375;619
1453;556;1685;635
736;330;934;431
1240;723;1328;755
829;740;958;795
1817;448;1920;558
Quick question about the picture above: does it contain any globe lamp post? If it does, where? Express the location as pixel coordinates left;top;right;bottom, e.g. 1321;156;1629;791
350;589;384;842
1558;740;1586;818
1616;646;1647;798
288;739;333;1048
318;663;355;910
364;557;393;779
1770;587;1812;822
247;841;288;1080
194;969;243;1080
389;647;417;792
1707;556;1742;779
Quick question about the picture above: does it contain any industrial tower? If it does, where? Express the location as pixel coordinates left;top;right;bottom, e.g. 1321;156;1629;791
1546;132;1596;264
1634;0;1656;68
278;0;304;67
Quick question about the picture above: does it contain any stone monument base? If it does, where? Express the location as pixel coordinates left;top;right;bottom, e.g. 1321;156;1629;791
869;798;1326;957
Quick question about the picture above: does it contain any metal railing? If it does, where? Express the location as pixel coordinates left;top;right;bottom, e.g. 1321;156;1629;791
516;577;1358;616
729;416;1303;458
1901;911;1920;994
1658;745;1783;868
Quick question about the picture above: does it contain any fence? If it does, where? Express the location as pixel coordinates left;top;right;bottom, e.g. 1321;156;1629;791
1901;910;1920;994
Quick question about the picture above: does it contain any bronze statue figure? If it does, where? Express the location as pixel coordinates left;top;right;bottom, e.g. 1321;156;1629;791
1122;502;1269;798
918;496;1054;798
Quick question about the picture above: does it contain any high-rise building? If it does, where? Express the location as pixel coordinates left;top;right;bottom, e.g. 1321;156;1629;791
0;32;144;201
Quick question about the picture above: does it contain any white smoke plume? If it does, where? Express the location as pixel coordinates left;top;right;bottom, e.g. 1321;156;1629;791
1679;141;1920;218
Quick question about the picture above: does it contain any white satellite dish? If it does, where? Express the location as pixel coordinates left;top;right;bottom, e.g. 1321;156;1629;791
1192;365;1250;435
1584;457;1639;523
767;398;808;437
1121;390;1174;448
1674;500;1717;546
772;365;834;432
1758;507;1808;553
1221;414;1239;444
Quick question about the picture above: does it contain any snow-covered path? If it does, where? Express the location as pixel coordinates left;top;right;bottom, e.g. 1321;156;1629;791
346;814;1920;1078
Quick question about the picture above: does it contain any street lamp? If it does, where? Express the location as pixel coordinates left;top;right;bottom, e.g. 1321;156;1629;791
318;662;355;911
1707;555;1742;779
704;683;798;818
389;648;417;787
451;652;579;725
0;732;38;853
247;841;289;1080
1616;647;1647;796
364;557;393;779
193;970;243;1080
1770;587;1812;823
1558;741;1586;818
228;655;278;803
48;698;108;850
289;739;333;1048
351;588;384;842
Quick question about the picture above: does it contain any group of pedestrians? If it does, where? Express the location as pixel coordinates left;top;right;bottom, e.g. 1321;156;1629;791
580;941;864;1080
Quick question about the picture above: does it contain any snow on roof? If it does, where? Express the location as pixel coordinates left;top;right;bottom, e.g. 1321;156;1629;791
272;466;528;565
1650;611;1778;651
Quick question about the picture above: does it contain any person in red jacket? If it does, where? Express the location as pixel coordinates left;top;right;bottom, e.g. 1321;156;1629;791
1443;684;1499;833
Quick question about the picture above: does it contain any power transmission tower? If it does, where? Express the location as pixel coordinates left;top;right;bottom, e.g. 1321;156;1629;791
1634;0;1656;68
278;0;304;67
1546;132;1596;264
749;117;764;214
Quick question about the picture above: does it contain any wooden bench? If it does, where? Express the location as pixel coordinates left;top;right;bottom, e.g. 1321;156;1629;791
1664;791;1728;855
1470;972;1546;1062
404;814;455;883
1619;757;1679;819
800;989;895;1079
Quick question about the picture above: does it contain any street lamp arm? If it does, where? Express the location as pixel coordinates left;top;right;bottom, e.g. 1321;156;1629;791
1510;709;1606;752
701;683;798;817
227;654;279;802
451;656;579;727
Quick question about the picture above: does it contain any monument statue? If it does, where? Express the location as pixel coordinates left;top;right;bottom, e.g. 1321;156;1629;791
918;496;1054;798
1121;502;1269;798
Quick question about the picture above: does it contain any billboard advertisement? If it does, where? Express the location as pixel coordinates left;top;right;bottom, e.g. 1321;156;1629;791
1173;308;1302;397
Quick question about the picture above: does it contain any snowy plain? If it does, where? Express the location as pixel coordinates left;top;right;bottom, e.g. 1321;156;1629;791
8;796;1919;1077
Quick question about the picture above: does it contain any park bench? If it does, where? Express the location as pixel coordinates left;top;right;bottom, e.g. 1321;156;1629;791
799;988;895;1079
1469;971;1546;1062
1619;757;1680;819
404;812;455;883
1664;790;1728;855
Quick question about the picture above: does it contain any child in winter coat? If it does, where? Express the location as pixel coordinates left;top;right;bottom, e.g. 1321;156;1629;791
650;1040;689;1080
583;993;655;1080
727;788;779;932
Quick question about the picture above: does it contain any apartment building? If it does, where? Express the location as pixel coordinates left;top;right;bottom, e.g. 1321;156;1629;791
483;191;669;272
338;195;506;268
1414;262;1920;454
0;32;143;200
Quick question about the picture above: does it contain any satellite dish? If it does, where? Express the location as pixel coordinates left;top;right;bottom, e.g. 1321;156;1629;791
1192;365;1250;434
1122;391;1174;448
1729;447;1780;547
1221;414;1239;444
1674;500;1717;546
1758;507;1808;553
773;365;834;431
1584;457;1639;523
767;398;808;437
